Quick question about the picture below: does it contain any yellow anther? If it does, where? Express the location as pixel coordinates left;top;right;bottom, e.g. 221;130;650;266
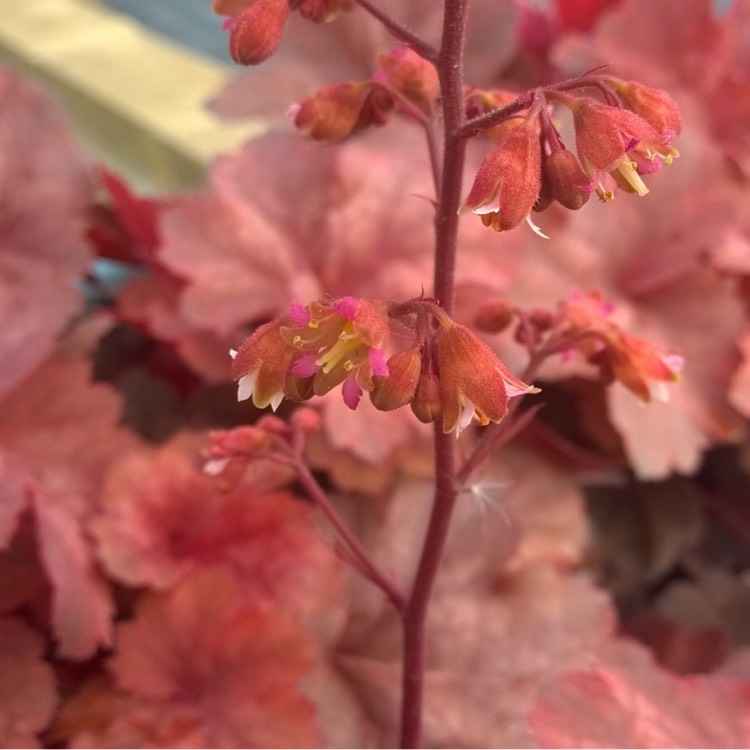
293;335;303;347
344;360;354;372
308;319;319;329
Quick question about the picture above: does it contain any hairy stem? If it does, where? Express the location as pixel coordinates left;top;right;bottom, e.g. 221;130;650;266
399;0;470;746
400;425;457;747
352;0;438;61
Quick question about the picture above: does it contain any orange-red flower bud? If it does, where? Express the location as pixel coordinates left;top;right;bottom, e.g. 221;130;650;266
473;299;516;334
219;0;289;66
543;146;592;210
370;346;422;411
459;114;542;233
375;47;440;115
411;367;442;425
291;82;393;142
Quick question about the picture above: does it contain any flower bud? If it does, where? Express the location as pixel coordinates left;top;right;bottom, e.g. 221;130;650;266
375;47;440;115
370;346;422;411
543;146;592;210
411;367;442;424
473;300;516;334
291;82;393;142
221;0;289;66
459;114;542;233
290;407;322;434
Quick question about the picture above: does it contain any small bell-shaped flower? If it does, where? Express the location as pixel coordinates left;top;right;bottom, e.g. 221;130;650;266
437;322;539;436
569;98;678;200
459;113;543;234
230;316;297;410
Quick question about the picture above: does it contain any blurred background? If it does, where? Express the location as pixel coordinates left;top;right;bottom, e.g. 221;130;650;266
0;0;259;189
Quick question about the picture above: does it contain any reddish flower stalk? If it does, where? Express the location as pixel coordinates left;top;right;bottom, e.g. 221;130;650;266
351;0;438;62
399;0;470;746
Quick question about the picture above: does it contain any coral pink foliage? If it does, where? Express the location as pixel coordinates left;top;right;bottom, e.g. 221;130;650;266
92;437;344;636
0;617;57;747
110;567;321;747
0;69;92;399
4;0;750;743
530;641;750;748
0;353;138;659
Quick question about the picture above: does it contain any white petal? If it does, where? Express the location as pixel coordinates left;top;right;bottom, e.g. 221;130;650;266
269;391;284;412
526;215;550;239
454;396;477;438
649;380;671;403
237;372;256;402
203;457;230;476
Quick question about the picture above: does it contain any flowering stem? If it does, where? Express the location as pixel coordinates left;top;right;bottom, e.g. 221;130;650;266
352;0;438;62
399;0;470;746
294;461;406;610
400;424;457;748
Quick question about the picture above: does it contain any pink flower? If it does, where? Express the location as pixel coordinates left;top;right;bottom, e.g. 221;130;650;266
231;297;391;412
569;98;679;200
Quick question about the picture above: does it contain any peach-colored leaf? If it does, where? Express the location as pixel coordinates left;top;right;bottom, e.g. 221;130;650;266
110;567;321;748
0;68;91;399
530;640;750;748
0;617;57;747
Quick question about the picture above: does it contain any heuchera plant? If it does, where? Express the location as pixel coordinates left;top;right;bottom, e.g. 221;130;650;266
211;0;682;744
9;0;750;747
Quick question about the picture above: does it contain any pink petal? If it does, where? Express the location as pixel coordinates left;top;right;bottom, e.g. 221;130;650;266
289;300;311;326
369;348;389;377
333;296;357;320
341;375;363;410
291;354;318;377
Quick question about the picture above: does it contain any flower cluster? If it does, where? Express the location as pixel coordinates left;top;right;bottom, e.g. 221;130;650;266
557;290;684;402
231;296;539;436
461;76;681;235
474;291;683;402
